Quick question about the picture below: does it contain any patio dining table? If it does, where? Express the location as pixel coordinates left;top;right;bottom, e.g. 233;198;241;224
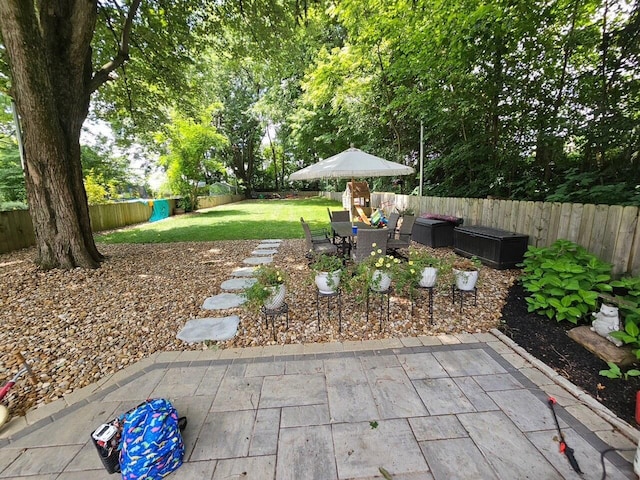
330;221;385;256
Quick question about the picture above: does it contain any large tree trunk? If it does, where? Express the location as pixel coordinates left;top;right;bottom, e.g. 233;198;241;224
0;0;138;269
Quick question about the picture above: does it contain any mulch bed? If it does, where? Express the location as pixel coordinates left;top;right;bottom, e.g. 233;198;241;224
499;282;640;428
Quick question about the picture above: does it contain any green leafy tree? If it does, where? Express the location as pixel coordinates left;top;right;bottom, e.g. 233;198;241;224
158;107;227;211
0;1;206;268
83;171;108;205
0;141;25;205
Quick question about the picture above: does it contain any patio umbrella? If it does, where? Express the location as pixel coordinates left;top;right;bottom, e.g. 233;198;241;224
288;147;415;220
288;147;414;181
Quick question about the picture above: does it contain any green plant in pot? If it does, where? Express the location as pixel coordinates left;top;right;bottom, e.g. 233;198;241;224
394;248;451;299
346;244;401;302
242;264;288;311
309;253;345;294
451;256;481;291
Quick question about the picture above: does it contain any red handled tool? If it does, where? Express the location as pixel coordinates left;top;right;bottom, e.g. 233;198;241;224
0;353;36;401
548;397;583;474
0;352;37;427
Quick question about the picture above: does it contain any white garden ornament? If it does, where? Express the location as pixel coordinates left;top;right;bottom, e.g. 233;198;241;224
590;304;623;347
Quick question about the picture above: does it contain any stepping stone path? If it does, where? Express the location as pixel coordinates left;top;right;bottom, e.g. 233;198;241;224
178;240;284;343
231;266;257;277
176;315;240;343
243;256;273;265
202;293;246;310
251;249;278;256
221;278;257;291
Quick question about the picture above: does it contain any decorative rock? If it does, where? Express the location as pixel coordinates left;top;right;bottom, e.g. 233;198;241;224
177;315;241;343
202;293;246;310
231;266;257;277
220;278;257;291
568;326;636;366
243;256;273;265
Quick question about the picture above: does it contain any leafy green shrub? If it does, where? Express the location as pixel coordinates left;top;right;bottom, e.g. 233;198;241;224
608;276;640;356
520;239;612;324
0;201;28;211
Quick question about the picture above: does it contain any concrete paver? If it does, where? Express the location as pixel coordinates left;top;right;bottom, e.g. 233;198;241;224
0;337;637;480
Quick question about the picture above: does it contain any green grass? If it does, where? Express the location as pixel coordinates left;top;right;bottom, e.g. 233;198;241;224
96;197;342;244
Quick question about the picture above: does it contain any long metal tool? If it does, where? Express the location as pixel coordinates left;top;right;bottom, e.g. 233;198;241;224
0;353;36;401
548;396;583;474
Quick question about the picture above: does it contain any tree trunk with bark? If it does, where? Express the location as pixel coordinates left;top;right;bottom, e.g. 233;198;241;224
0;0;139;269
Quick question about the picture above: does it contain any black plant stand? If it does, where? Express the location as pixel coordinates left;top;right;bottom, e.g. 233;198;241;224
411;286;434;324
261;302;289;341
366;288;391;331
451;285;477;312
316;289;342;332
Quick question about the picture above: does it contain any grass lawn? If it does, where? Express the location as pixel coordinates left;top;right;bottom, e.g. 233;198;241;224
96;197;343;243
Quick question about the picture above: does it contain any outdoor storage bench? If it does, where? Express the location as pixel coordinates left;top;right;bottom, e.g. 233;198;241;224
453;225;529;269
412;214;463;248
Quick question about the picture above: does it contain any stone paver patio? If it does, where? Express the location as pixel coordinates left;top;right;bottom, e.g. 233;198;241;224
0;331;637;479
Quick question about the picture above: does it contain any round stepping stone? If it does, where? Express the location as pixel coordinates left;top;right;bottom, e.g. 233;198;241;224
251;249;278;256
221;277;256;291
177;315;240;343
202;293;246;310
231;266;257;277
243;256;273;265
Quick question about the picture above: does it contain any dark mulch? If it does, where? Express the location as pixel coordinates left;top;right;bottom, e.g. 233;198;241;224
499;282;640;428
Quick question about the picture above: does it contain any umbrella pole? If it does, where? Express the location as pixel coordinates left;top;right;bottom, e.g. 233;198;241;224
351;176;355;224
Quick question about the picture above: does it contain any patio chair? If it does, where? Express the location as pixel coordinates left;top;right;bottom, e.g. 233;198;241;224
300;218;338;257
386;212;400;238
352;228;389;264
330;210;350;222
329;210;351;246
387;215;416;257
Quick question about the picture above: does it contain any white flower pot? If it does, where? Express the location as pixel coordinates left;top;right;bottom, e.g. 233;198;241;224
453;269;478;291
419;267;438;288
263;284;286;309
371;270;392;292
315;270;342;294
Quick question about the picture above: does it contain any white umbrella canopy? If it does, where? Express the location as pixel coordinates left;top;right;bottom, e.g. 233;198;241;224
288;147;415;181
289;147;415;222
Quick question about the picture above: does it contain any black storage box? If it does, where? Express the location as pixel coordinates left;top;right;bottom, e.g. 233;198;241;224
412;218;456;247
453;226;529;269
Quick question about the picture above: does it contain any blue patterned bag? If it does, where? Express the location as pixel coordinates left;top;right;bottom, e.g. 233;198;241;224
119;399;185;479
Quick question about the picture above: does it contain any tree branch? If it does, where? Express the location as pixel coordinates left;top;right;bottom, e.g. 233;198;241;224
89;0;142;93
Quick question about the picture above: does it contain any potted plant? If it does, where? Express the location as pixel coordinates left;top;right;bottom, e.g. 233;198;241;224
394;248;450;298
242;264;288;311
347;244;401;301
451;256;481;291
309;253;345;294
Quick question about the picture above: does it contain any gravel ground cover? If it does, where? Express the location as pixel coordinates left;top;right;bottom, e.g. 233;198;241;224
0;240;518;418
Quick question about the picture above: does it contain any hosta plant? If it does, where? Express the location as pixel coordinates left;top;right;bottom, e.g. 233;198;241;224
520;239;612;324
608;276;640;359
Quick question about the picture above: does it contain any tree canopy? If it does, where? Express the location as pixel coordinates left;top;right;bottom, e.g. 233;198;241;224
0;0;639;268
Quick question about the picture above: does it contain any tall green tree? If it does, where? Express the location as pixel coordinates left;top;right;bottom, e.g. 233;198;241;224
158;107;227;210
0;0;205;268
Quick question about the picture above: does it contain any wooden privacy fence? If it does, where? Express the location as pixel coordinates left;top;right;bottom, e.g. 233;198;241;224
324;192;640;277
0;194;243;255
